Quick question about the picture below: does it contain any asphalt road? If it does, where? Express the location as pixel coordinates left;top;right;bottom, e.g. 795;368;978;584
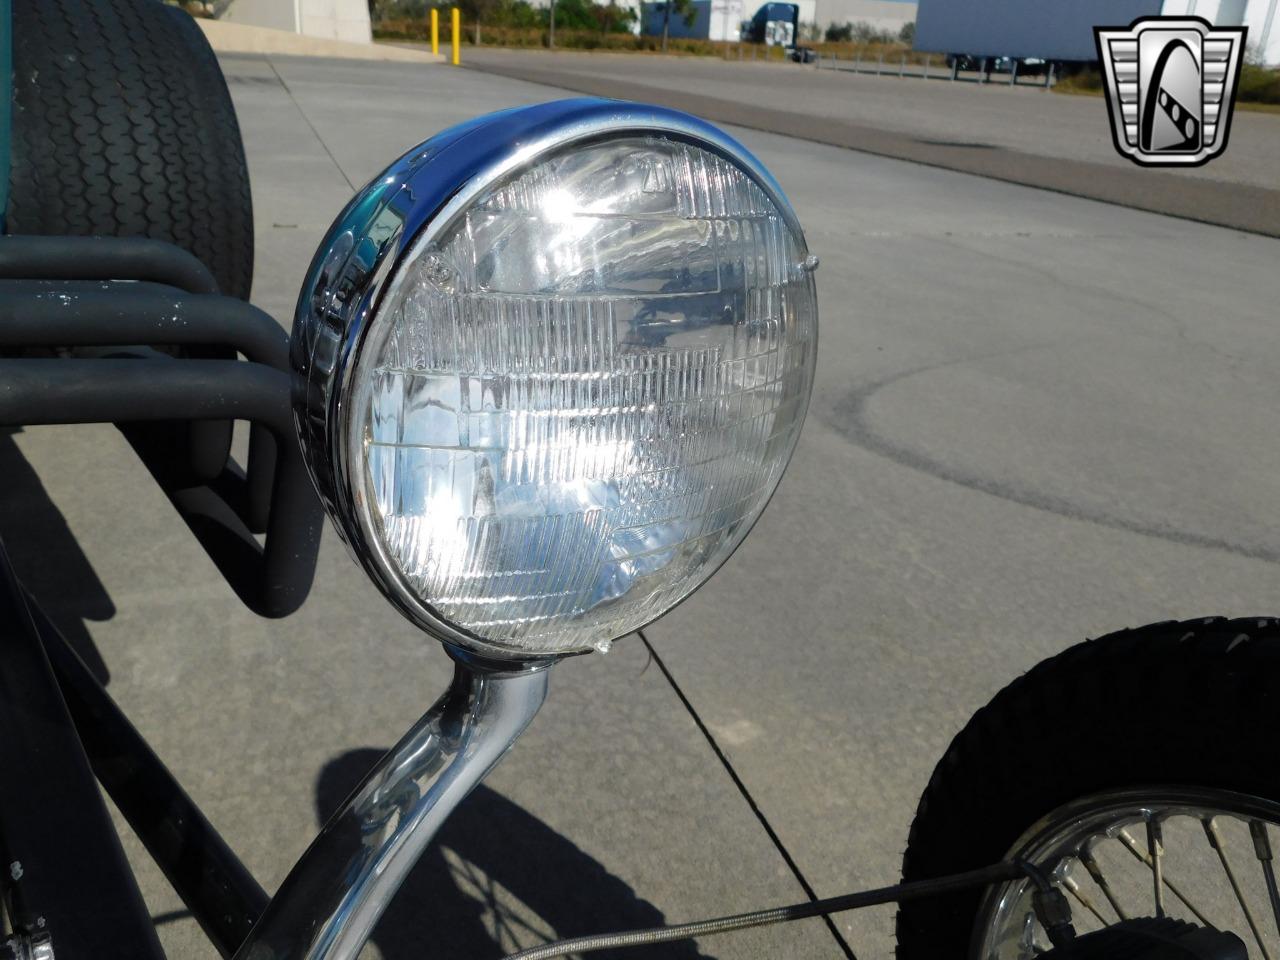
463;47;1280;236
5;54;1280;959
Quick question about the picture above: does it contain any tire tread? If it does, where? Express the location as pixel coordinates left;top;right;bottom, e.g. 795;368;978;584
6;0;254;299
896;616;1280;958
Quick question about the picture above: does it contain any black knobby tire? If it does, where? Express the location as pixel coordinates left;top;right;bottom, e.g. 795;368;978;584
7;0;254;299
895;616;1280;958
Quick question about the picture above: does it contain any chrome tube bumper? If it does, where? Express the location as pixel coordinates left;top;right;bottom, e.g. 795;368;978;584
234;652;554;960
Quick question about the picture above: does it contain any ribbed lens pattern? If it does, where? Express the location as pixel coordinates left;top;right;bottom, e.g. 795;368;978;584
353;136;816;654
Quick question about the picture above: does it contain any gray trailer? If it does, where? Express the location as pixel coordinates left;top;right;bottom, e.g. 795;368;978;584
914;0;1162;62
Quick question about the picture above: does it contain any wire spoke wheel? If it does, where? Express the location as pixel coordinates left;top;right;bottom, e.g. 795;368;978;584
976;788;1280;958
896;618;1280;960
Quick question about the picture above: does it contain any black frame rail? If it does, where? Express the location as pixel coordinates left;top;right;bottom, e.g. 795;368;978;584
0;235;320;956
0;547;270;959
0;538;168;960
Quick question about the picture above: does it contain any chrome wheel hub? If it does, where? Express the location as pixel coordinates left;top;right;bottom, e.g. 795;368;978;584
973;787;1280;960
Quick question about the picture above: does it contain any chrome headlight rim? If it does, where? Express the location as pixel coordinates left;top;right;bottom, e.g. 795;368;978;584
293;97;815;660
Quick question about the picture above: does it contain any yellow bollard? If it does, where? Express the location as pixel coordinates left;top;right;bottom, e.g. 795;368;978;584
451;7;460;65
430;8;438;55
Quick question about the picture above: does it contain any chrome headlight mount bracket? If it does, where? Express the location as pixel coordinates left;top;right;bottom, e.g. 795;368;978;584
251;98;815;960
233;645;553;960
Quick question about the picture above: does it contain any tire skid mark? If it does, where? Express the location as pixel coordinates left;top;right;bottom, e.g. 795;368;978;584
823;355;1280;566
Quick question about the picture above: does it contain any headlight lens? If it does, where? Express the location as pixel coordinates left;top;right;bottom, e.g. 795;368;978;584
295;101;817;658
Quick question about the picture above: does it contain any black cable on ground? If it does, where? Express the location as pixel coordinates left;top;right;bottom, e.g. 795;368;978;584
501;861;1026;960
637;628;856;958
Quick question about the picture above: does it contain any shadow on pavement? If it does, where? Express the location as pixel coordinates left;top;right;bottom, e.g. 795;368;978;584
318;748;714;960
0;427;113;682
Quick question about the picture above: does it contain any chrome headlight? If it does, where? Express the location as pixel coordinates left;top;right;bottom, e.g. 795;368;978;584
293;99;817;659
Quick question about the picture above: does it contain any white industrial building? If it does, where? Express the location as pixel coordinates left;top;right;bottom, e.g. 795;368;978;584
916;0;1278;64
810;0;914;34
639;0;915;39
1163;0;1279;62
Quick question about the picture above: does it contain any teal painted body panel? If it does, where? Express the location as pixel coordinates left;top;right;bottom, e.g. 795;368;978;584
0;0;10;230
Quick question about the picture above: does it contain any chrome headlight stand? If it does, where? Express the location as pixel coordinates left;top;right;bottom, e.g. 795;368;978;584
258;97;811;959
234;651;555;960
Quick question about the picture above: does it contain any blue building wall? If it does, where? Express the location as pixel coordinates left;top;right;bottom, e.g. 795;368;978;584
641;0;713;38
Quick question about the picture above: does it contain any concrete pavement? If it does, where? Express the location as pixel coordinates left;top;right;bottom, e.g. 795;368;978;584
463;48;1280;236
4;52;1280;959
